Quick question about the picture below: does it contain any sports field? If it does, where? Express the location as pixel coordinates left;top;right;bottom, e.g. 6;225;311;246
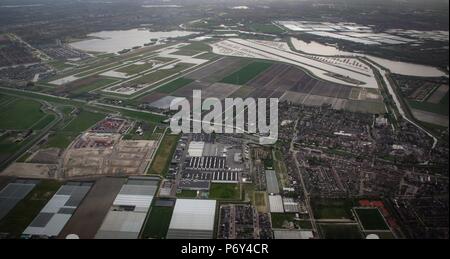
354;208;389;230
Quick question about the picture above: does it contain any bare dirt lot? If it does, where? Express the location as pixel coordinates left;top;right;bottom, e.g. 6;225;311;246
63;133;157;178
58;177;126;239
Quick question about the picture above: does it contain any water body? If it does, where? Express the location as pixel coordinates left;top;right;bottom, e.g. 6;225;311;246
291;38;447;77
70;29;198;54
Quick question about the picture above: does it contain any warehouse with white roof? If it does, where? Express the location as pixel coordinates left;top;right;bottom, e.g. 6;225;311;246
187;141;205;157
166;199;217;239
95;177;159;239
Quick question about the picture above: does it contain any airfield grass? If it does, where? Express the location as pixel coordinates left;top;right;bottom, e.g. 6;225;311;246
147;133;179;176
354;208;389;230
0;99;45;130
271;213;297;228
312;198;356;219
129;63;193;86
116;63;155;75
156;78;194;94
48;60;74;71
221;62;272;85
141;206;174;239
0;180;62;238
179;42;212;52
319;223;363;239
171;50;201;56
194;53;218;60
209;183;240;200
71;77;119;95
248;23;284;34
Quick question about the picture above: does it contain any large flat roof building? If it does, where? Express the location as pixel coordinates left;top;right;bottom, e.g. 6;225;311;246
95;177;159;239
166;199;216;239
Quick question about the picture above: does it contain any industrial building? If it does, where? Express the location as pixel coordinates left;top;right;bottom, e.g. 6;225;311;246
0;180;39;220
265;170;280;194
23;182;92;237
187;141;205;157
166;199;217;239
95;177;159;239
268;195;284;213
273;229;314;239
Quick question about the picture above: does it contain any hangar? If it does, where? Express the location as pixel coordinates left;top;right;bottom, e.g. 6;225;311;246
166;199;217;239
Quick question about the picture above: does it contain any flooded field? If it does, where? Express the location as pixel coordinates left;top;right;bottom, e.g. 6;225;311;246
70;29;198;54
290;38;447;78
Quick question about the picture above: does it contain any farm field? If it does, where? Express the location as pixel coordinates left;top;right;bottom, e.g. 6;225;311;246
156;78;194;94
0;99;46;130
220;62;272;85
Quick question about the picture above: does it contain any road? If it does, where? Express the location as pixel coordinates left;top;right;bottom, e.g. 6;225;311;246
289;118;319;237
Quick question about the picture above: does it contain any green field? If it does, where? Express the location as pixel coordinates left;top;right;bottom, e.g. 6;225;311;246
271;213;297;228
141;206;174;239
312;198;356;219
71;78;119;95
0;180;62;238
44;110;104;149
319;224;363;239
156;78;194;94
176;190;198;198
147;133;179;176
31;114;56;131
63;110;104;132
116;63;155;75
221;62;272;85
0;99;45;130
247;23;285;34
354;208;389;230
209;183;240;200
408;93;449;116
